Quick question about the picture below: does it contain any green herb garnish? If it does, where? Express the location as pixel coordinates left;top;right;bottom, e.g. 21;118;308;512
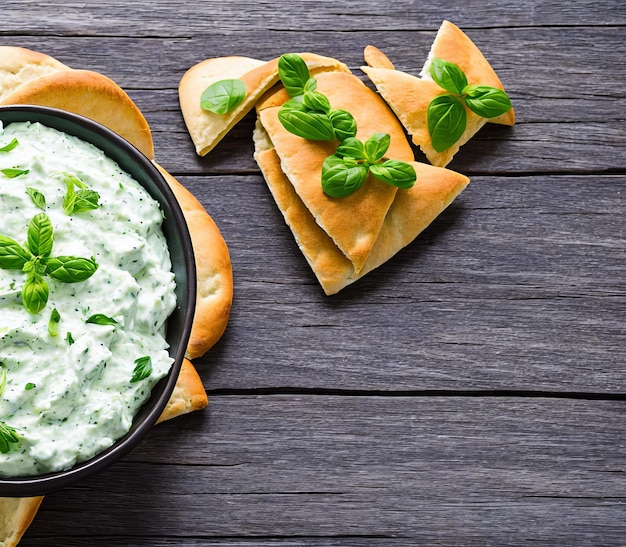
48;308;61;337
1;167;29;178
276;53;416;197
26;187;47;210
200;79;247;114
322;133;416;197
0;364;6;397
0;421;19;454
86;313;118;326
130;356;152;383
0;212;98;314
62;173;100;215
25;382;36;390
0;138;18;153
427;58;512;152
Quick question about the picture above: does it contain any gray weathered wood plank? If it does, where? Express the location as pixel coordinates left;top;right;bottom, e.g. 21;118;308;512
20;395;626;545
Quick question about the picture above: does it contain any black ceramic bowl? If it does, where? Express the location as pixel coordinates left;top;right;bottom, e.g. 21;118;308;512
0;105;196;497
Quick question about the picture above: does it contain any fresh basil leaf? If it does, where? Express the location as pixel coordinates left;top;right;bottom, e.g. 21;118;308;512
27;213;54;258
303;77;317;93
26;187;46;210
278;53;311;97
200;79;246;114
0;235;32;270
335;137;365;160
302;91;331;114
0;138;18;152
429;58;468;95
369;160;417;189
277;108;335;141
1;167;29;178
0;421;19;454
46;255;98;283
70;188;100;214
364;132;391;163
131;356;152;383
329;110;357;142
463;84;512;118
281;95;306;111
86;313;118;326
428;94;467;152
321;155;369;198
48;307;61;337
22;272;49;314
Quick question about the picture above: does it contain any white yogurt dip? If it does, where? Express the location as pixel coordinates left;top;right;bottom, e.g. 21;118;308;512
0;120;177;477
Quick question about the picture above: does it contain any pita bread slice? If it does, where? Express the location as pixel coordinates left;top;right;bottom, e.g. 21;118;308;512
154;164;233;359
0;46;70;101
362;20;514;167
179;53;350;157
0;69;154;159
0;496;44;547
254;142;469;295
256;70;415;274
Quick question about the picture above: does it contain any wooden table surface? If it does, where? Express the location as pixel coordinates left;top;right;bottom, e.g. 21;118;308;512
4;0;626;545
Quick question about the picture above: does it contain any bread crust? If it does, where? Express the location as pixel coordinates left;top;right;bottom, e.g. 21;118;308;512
0;497;44;547
0;46;70;101
154;164;233;359
179;53;351;157
0;69;154;159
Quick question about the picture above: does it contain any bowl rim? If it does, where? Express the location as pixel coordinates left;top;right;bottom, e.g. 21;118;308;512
0;104;197;497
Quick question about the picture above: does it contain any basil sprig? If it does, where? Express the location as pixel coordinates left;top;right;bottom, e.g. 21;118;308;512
323;133;416;198
200;79;247;114
62;174;100;215
276;53;416;197
0;212;99;314
427;58;512;152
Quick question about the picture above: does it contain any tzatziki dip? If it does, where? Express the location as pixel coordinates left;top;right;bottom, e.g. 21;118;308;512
0;120;177;477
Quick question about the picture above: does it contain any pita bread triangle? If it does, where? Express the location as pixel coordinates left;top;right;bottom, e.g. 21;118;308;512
254;142;469;295
256;70;415;274
179;53;351;157
362;20;514;167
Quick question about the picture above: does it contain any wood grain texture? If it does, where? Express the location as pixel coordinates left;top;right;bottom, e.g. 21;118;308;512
21;396;626;545
2;0;626;544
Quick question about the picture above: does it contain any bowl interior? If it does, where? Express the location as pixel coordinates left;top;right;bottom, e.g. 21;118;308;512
0;105;196;496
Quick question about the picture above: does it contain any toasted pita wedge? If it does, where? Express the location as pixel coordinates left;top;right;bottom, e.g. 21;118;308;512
362;20;514;167
254;139;468;294
179;53;350;157
0;46;70;101
0;69;154;159
157;358;208;423
154;164;233;359
256;71;415;274
0;496;44;547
